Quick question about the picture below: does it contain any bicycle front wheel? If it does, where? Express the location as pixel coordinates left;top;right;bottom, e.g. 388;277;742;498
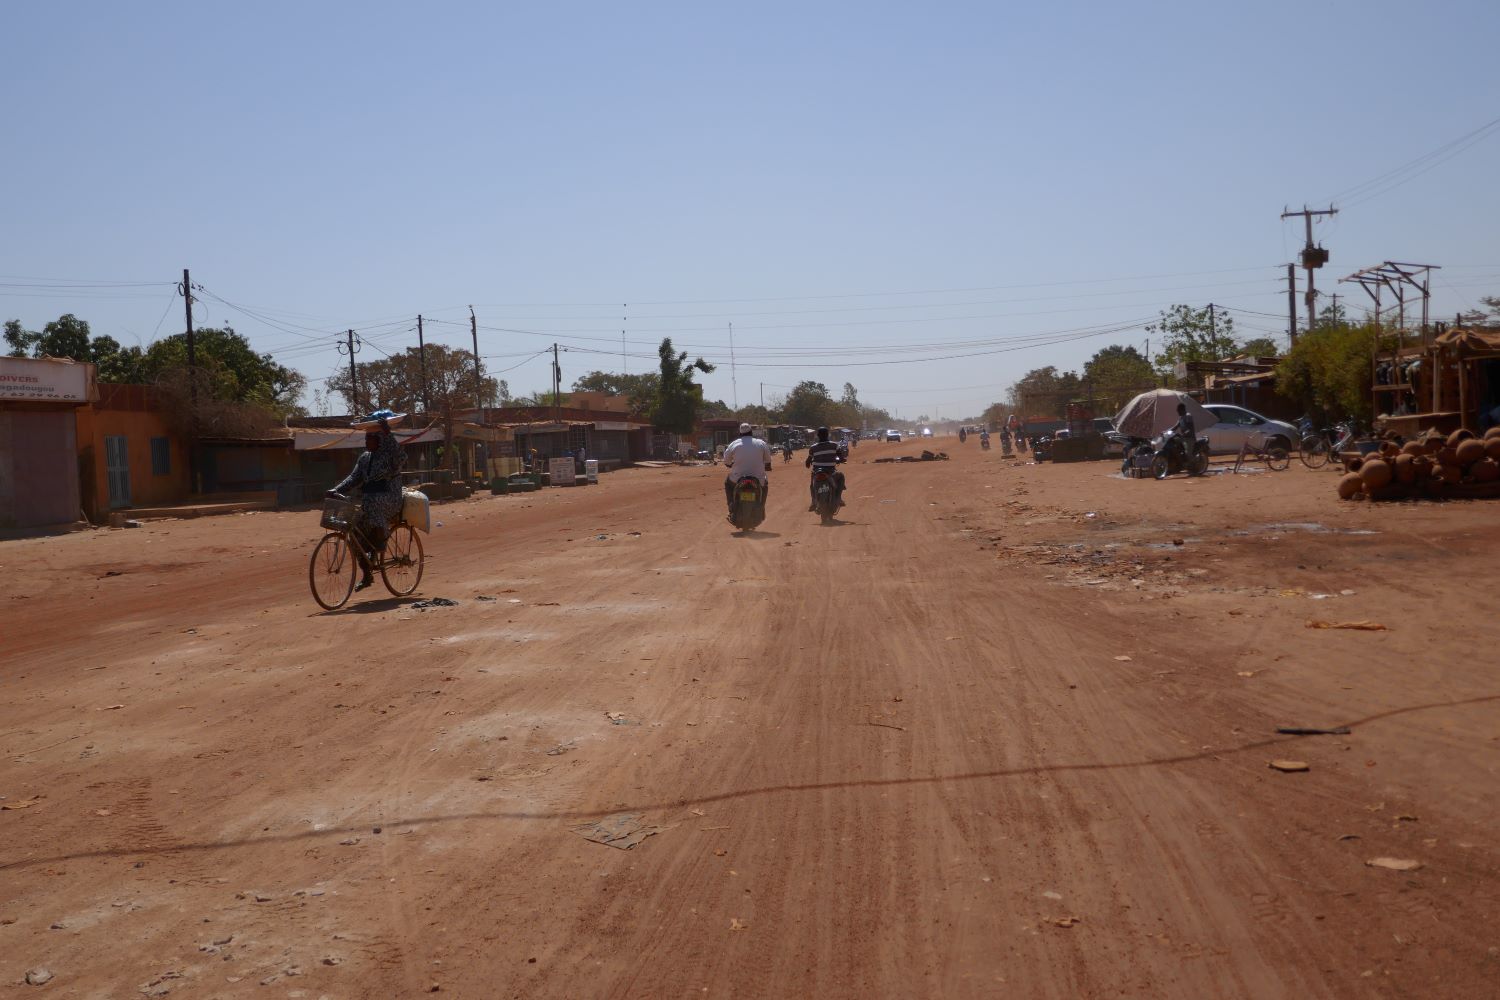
1265;447;1290;472
1299;436;1330;468
381;523;424;596
309;532;356;610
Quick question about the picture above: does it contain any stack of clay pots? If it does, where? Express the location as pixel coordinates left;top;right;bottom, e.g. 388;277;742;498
1338;427;1500;501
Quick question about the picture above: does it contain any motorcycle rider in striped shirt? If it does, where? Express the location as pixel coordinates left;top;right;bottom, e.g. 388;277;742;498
805;426;846;511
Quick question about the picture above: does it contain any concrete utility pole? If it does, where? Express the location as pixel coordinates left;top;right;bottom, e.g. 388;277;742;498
728;322;738;410
416;315;430;415
1280;205;1337;339
1286;264;1297;344
622;303;628;375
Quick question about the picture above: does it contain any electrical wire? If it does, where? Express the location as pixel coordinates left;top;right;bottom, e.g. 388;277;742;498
1326;115;1500;209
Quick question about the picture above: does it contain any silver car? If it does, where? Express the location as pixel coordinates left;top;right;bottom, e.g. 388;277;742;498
1202;404;1297;455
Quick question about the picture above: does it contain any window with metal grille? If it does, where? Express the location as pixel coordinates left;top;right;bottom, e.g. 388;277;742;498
150;437;171;475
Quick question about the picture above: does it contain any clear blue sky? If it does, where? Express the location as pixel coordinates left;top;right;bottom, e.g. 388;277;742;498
6;0;1499;420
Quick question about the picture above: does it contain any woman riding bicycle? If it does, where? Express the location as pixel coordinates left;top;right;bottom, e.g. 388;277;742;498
327;411;406;591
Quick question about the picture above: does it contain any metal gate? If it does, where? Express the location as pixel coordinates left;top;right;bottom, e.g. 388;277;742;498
105;435;131;508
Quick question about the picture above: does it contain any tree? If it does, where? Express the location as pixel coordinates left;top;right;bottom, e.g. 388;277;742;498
1147;304;1239;383
1005;366;1082;418
1239;337;1281;358
1082;344;1155;411
651;338;715;434
1459;296;1500;325
571;370;660;415
1276;320;1385;423
5;314;146;381
782;380;837;427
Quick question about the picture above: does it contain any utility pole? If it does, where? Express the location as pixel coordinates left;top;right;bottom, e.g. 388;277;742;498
1280;205;1336;339
1208;302;1217;344
728;322;738;410
760;382;764;409
469;305;484;424
552;343;561;422
622;303;628;375
416;315;430;415
181;268;195;389
340;329;362;413
1286;264;1297;344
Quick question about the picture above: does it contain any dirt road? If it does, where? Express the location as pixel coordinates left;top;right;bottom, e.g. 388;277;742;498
4;442;1498;998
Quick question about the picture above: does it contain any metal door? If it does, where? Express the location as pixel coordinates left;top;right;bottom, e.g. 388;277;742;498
105;435;131;508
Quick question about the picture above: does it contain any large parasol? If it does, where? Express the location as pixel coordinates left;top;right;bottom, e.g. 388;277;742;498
1112;389;1216;440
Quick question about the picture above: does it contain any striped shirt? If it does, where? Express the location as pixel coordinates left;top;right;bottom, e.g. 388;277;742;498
807;440;842;469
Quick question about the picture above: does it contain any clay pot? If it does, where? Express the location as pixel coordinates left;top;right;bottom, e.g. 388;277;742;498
1473;458;1500;483
1393;453;1417;484
1486;426;1500;441
1447;429;1475;448
1456;438;1486;467
1400;440;1425;457
1337;472;1364;500
1379;440;1400;458
1438;446;1459;466
1422;436;1444;455
1437;462;1462;484
1411;455;1434;479
1344;457;1364;474
1359;458;1393;490
1487;438;1500;461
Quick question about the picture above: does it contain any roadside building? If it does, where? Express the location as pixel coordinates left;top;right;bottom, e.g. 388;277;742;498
74;383;192;522
0;356;97;530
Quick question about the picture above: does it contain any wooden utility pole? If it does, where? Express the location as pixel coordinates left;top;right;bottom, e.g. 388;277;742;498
1281;205;1336;337
469;305;484;423
417;314;429;415
181;268;195;383
552;343;561;421
341;329;361;413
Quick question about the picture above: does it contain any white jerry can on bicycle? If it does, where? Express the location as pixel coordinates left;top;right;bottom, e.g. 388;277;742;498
402;489;432;533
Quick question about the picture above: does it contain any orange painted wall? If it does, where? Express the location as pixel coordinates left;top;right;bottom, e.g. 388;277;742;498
75;386;191;519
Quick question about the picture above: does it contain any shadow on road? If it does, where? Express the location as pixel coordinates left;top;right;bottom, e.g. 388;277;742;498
314;596;422;616
7;693;1496;871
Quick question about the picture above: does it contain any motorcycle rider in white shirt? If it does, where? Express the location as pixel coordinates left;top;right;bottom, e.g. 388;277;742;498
721;423;772;515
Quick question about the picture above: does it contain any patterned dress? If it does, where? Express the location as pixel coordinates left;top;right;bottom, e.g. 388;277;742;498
333;432;406;547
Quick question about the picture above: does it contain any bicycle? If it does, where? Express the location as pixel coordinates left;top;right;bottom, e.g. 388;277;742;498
1296;418;1355;469
1233;431;1290;472
308;497;424;610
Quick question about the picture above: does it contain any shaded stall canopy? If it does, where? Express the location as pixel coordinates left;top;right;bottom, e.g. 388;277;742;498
1112;389;1217;440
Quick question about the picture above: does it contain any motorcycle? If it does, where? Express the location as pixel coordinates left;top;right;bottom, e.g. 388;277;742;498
1031;434;1053;462
980;435;991;451
811;469;839;525
1149;427;1210;479
1120;436;1155;477
729;476;767;532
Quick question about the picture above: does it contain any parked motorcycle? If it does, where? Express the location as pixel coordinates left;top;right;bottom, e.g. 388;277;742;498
1031;434;1053;462
811;470;839;525
1120;436;1155;478
1149;427;1210;479
729;476;767;532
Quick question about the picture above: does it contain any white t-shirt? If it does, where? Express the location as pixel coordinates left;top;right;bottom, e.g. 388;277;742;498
722;435;772;482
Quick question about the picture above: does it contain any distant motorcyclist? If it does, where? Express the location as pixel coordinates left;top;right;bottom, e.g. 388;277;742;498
806;426;846;511
782;439;793;463
722;423;772;515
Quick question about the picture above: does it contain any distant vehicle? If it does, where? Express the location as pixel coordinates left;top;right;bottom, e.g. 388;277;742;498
1202;404;1297;455
885;429;902;442
1093;417;1128;458
921;427;933;437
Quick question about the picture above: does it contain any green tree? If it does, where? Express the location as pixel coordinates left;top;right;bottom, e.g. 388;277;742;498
143;327;305;415
651;338;715;434
782;380;837;427
4;314;145;379
1459;295;1500;325
1005;366;1082;418
571;370;660;414
1276;320;1385;423
1082;344;1156;411
1239;336;1281;358
1148;304;1239;383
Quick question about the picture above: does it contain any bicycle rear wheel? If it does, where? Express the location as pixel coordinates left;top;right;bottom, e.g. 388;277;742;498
1299;435;1330;468
380;523;424;596
309;532;356;610
1264;447;1290;471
